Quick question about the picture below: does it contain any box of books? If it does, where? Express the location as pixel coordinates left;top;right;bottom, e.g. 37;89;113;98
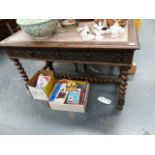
49;79;90;113
27;70;57;101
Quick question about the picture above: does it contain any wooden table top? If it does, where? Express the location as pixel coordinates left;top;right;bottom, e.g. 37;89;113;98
0;20;139;50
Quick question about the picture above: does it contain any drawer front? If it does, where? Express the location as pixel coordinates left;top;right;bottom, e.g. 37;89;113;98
59;49;123;63
6;48;133;65
7;48;58;60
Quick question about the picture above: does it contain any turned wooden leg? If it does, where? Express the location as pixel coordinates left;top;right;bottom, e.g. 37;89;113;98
47;61;54;71
43;61;54;71
11;58;29;82
84;64;87;72
74;63;78;72
117;67;129;110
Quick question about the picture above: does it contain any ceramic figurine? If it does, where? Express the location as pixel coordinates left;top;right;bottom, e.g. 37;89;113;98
94;19;108;30
77;25;95;41
106;19;127;27
92;22;104;40
108;22;125;38
77;19;127;41
61;19;78;28
92;19;109;40
118;19;127;27
106;19;116;27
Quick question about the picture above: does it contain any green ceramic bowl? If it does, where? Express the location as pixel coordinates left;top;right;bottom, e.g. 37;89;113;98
16;19;59;39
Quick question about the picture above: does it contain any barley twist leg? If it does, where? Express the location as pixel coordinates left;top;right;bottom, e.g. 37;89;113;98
117;67;129;110
11;58;29;82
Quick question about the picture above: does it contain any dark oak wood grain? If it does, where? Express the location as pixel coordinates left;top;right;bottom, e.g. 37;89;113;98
0;20;139;49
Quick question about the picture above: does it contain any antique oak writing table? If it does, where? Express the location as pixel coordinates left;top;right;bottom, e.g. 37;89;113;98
0;20;139;110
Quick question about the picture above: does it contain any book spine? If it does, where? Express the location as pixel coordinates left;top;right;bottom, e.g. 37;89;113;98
79;90;85;105
50;83;62;102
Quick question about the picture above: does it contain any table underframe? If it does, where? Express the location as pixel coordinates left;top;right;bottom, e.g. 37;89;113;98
10;57;130;111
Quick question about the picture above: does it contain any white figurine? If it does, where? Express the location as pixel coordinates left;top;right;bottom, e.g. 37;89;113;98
92;19;109;40
77;25;95;41
92;23;104;40
109;22;125;38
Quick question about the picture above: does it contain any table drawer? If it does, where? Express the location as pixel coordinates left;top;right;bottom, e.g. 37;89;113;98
6;48;133;65
59;49;122;63
7;48;59;60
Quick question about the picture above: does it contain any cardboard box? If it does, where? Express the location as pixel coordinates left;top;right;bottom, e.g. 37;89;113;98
27;70;57;101
49;80;90;113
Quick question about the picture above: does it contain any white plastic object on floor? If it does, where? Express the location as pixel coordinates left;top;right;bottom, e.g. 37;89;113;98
97;96;112;105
